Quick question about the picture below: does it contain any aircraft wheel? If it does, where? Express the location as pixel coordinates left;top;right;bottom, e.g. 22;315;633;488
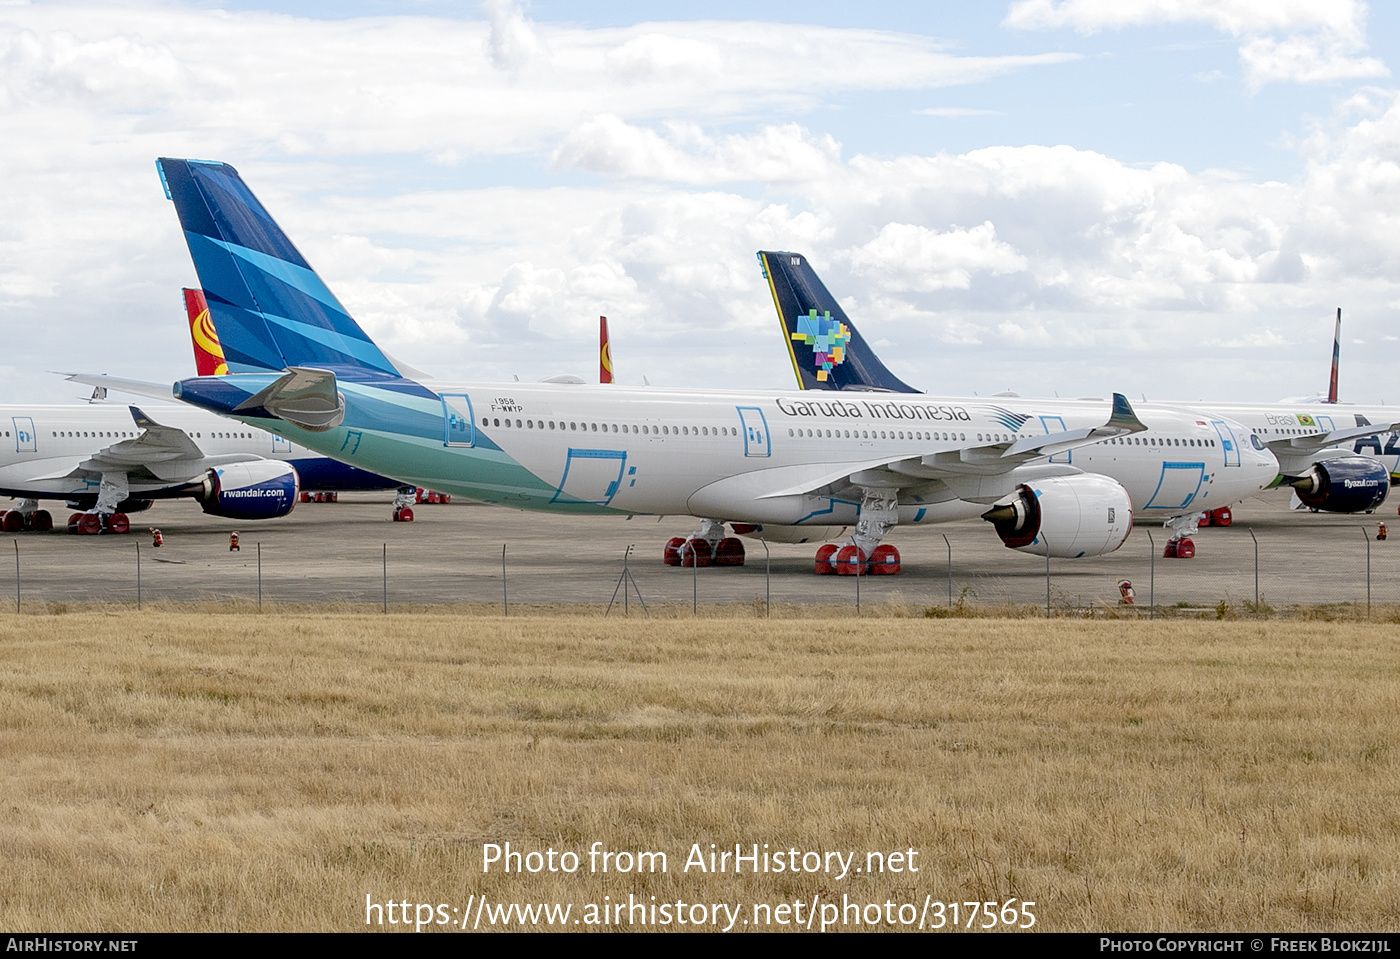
392;506;414;522
868;544;901;574
1;510;25;533
713;537;745;566
814;543;838;575
29;510;52;532
106;513;130;535
1211;507;1232;527
69;513;101;535
834;545;868;575
1162;539;1178;558
329;492;338;503
299;491;311;503
680;538;712;567
663;537;685;566
1175;537;1196;559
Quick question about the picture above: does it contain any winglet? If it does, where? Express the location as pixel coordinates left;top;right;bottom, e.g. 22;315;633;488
1106;393;1147;434
129;405;158;430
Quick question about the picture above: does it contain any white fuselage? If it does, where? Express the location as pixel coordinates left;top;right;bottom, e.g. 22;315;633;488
0;404;312;502
251;378;1279;529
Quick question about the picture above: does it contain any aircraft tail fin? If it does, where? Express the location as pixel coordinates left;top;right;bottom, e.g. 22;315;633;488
757;251;918;393
157;158;399;378
600;316;614;384
1328;307;1341;404
184;288;229;376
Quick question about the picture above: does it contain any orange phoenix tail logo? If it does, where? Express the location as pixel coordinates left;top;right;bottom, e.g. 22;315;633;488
600;315;614;384
184;288;229;376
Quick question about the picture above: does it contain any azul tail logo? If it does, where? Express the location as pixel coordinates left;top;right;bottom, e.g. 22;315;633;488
791;309;852;382
184;288;229;376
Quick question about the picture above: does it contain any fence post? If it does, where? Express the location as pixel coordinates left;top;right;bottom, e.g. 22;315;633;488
1145;530;1155;620
1043;533;1051;618
136;541;141;610
761;539;771;618
1360;523;1372;621
502;544;508;617
257;542;262;610
942;534;952;608
13;540;18;614
1247;527;1259;611
382;543;387;614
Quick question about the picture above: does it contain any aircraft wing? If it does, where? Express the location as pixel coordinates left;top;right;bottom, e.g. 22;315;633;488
60;372;177;403
761;393;1147;504
1265;420;1400;454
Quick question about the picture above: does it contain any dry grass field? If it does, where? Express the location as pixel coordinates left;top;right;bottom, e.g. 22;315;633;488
0;604;1396;932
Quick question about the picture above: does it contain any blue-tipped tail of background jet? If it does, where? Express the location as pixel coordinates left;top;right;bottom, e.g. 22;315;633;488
158;158;401;380
757;251;919;394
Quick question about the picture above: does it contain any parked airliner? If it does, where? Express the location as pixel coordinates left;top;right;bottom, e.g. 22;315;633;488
759;251;1400;555
156;158;1277;573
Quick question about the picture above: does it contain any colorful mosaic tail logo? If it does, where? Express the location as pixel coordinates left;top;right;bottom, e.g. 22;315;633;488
791;309;852;382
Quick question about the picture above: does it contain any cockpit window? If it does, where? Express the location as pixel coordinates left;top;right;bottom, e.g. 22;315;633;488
1250;433;1266;451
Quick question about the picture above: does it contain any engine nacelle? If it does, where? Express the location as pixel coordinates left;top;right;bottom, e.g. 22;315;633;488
196;461;299;520
982;474;1133;558
1289;456;1390;513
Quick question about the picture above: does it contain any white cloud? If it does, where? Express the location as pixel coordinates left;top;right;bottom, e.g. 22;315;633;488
551;116;841;184
1003;0;1367;40
846;222;1028;291
1004;0;1387;89
1238;35;1387;89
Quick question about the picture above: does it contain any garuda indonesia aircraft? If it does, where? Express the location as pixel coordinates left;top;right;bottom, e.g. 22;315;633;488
157;158;1277;574
759;251;1400;556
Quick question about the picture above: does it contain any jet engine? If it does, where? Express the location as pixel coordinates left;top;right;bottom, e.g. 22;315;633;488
1288;456;1390;513
981;474;1133;558
195;461;299;519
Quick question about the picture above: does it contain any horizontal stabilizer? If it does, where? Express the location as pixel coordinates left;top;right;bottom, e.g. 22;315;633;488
234;367;344;432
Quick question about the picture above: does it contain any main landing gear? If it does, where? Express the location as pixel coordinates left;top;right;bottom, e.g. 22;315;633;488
1;500;53;533
65;474;134;535
300;491;339;503
391;486;416;522
663;518;746;567
1162;511;1206;558
814;486;902;575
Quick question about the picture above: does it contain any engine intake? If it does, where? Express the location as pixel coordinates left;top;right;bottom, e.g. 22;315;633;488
982;474;1133;558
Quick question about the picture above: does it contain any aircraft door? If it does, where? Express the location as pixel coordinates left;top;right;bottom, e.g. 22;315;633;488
12;417;35;453
1211;421;1240;467
271;433;292;454
441;394;476;447
737;407;770;457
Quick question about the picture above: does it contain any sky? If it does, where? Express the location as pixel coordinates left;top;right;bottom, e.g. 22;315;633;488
4;0;1400;405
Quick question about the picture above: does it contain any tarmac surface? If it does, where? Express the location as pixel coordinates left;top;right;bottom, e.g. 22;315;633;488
3;489;1397;612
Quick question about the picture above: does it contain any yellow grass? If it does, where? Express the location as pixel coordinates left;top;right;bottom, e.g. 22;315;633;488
0;608;1396;932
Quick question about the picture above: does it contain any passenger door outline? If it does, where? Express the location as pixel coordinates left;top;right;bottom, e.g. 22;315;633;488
737;407;770;457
